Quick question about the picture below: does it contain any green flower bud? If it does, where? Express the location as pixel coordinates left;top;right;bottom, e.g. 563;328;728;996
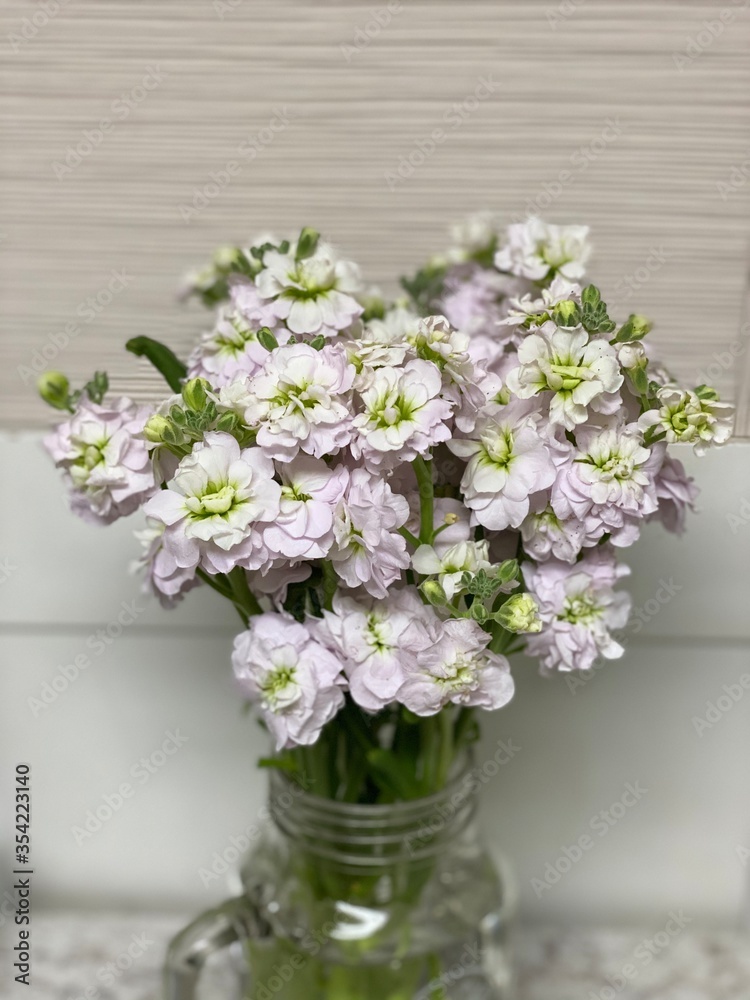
469;602;489;623
216;411;239;433
143;414;172;443
295;227;320;261
181;377;211;412
495;593;542;634
421;580;448;608
552;299;581;328
629;314;652;339
37;371;70;410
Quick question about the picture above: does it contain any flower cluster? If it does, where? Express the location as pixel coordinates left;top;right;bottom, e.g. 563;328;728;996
41;218;732;772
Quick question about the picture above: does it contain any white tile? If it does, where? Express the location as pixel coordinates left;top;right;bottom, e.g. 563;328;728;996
2;630;749;921
479;639;750;923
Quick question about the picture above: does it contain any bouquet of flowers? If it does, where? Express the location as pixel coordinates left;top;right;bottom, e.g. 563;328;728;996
39;216;733;805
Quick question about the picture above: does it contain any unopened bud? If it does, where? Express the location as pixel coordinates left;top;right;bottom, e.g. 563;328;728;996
421;580;448;608
143;414;171;443
443;512;459;525
617;341;647;371
552;299;581;327
182;377;210;412
495;593;542;634
37;371;70;410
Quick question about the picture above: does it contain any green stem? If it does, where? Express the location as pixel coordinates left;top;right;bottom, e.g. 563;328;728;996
228;566;262;619
412;455;434;545
398;526;421;549
321;560;338;612
196;568;248;625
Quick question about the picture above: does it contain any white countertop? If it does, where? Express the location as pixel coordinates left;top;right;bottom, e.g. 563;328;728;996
3;914;750;999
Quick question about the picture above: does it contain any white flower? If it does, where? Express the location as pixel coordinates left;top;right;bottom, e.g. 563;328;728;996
448;402;557;531
232;614;345;750
505;325;623;430
143;431;280;575
638;386;734;455
351;359;453;471
617;341;647;372
243;342;355;461
255;242;363;336
186;306;276;387
315;588;429;712
495;217;591;281
412;539;492;599
398;614;515;715
330;468;410;598
410;315;489;432
44;397;155;525
446;211;499;263
262;457;349;560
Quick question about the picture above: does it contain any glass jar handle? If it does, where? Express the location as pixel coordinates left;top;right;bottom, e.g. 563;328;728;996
163;895;268;1000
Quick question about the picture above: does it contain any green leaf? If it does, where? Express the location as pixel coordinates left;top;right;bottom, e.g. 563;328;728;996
366;749;423;799
126;337;187;393
309;335;326;351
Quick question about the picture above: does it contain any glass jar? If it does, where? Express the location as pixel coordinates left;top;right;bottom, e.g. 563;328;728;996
164;757;515;999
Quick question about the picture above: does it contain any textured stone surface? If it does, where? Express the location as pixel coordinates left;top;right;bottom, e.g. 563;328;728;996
3;914;750;999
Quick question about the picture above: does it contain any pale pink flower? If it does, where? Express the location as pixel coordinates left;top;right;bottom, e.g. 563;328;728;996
398;613;515;715
412;539;492;599
522;547;631;674
505;325;623;431
262;457;349;560
448;402;557;530
495;217;591;281
243;343;355;461
186;306;278;387
352;359;453;472
255;242;363;336
552;421;658;548
315;588;428;712
143;432;280;575
330;468;410;598
131;518;199;607
232;613;346;750
649;446;699;535
44;397;155;525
